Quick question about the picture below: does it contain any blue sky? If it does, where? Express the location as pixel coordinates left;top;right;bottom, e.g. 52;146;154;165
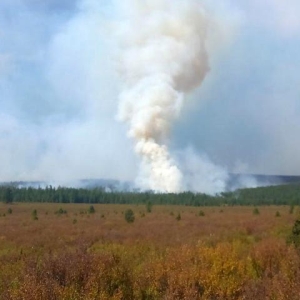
1;0;300;183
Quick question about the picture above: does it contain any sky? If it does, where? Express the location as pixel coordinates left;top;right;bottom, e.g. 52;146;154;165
0;0;300;185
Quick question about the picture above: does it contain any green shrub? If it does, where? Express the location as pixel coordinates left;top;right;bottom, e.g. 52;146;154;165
7;208;12;214
176;213;181;221
32;209;38;220
253;208;260;215
88;205;95;214
288;219;300;248
275;211;281;217
199;210;205;217
146;201;153;213
125;209;135;223
55;208;67;215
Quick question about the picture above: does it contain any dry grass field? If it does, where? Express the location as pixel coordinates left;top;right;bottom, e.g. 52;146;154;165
0;203;300;299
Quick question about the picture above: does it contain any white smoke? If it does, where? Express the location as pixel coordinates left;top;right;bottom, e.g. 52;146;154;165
115;0;222;193
177;147;229;195
2;0;294;192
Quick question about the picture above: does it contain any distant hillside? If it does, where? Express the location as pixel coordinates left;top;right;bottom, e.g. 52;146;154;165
1;180;300;206
0;179;132;191
250;174;300;184
1;174;300;192
227;174;300;190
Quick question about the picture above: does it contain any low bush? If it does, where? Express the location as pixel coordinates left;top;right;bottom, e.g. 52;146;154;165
125;209;135;223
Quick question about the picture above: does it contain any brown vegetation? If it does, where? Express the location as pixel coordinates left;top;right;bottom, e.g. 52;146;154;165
0;203;300;299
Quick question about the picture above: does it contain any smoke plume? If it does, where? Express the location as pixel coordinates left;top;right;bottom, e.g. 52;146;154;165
2;0;297;192
116;0;211;192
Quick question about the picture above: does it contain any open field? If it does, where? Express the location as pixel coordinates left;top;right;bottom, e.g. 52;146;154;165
0;203;300;299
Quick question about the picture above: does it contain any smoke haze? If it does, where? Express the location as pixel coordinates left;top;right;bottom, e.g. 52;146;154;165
116;0;218;192
1;0;300;193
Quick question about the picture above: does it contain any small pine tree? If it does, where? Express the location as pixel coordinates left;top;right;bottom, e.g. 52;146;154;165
7;208;12;214
289;219;300;248
289;205;295;214
32;209;38;220
146;201;153;213
125;209;135;223
253;208;260;215
275;211;281;217
199;210;205;217
176;213;181;221
56;208;67;215
88;205;96;214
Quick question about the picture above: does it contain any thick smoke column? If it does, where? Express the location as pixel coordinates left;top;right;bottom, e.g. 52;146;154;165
117;0;210;192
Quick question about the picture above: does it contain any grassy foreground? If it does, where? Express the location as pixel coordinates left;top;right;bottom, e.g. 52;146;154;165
0;203;300;299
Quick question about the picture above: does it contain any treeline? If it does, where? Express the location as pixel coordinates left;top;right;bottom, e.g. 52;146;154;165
222;184;300;206
0;186;215;206
1;183;300;206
